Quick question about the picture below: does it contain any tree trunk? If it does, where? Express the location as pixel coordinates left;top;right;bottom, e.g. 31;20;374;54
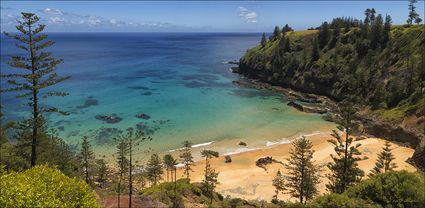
28;17;38;167
118;173;121;208
129;139;132;208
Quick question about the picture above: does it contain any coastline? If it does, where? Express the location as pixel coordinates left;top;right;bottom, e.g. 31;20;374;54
175;132;416;201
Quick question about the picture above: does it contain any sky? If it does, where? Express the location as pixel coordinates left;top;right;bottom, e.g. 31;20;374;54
1;1;424;32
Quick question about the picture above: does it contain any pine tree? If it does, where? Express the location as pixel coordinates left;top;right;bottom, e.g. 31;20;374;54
272;170;285;203
95;157;109;188
370;8;376;24
283;37;291;52
364;8;372;25
382;15;392;46
282;24;293;34
311;38;320;62
407;0;419;25
369;141;397;178
261;33;267;47
414;16;422;24
163;154;177;182
317;21;330;49
371;14;384;49
79;136;94;185
284;136;321;203
115;139;129;208
326;101;365;194
115;127;150;208
1;13;69;167
146;153;163;185
180;140;194;179
272;26;281;40
201;150;220;205
328;28;340;49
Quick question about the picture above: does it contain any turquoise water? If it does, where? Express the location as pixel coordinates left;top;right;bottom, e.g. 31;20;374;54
1;33;335;157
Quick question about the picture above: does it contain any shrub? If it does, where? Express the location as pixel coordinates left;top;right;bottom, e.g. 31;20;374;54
311;193;378;208
0;165;99;208
345;170;425;208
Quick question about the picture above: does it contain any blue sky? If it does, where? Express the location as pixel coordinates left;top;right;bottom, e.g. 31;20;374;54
1;1;424;32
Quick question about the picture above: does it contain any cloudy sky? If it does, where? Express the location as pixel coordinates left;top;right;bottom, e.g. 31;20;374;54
1;1;423;32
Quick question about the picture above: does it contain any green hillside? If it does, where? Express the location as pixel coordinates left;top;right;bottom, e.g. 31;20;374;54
239;20;424;129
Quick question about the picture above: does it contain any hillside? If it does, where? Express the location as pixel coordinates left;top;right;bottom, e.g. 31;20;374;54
239;20;425;169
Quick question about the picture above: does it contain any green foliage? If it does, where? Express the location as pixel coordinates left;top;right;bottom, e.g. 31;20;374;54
2;127;80;177
0;165;99;208
163;154;177;182
272;170;285;203
141;178;202;206
1;13;70;167
201;149;220;205
368;141;397;177
326;103;365;194
79;136;95;184
180;140;195;179
345;171;425;207
407;0;422;25
311;193;378;208
284;136;321;203
261;33;268;47
146;153;163;185
239;9;424;123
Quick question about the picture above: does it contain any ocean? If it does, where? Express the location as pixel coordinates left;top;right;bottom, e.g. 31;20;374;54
0;33;335;159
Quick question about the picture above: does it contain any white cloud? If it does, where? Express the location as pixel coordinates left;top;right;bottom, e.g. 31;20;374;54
110;18;126;26
238;6;257;23
43;8;63;15
2;7;196;32
49;17;65;24
87;16;102;25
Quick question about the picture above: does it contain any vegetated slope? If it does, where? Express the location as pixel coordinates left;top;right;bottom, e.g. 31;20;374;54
239;20;424;168
240;25;423;123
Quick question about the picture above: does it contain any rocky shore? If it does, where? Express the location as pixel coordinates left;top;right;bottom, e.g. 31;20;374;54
232;77;425;171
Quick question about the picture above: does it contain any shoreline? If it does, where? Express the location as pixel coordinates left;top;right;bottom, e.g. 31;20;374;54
175;132;416;201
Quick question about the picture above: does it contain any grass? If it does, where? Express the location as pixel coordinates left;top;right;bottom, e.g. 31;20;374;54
374;97;425;122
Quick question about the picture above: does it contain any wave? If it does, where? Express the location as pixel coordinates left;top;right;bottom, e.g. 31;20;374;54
192;141;215;148
223;147;259;156
167;141;215;152
266;140;291;147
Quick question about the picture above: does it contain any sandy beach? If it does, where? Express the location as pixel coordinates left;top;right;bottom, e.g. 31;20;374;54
175;132;416;202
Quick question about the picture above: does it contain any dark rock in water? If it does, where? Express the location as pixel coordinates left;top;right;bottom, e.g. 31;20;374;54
58;126;65;131
225;60;239;65
77;98;98;109
136;122;160;135
136;113;151;120
230;67;240;73
225;155;232;163
141;91;153;96
67;130;80;137
92;127;123;145
128;86;150;90
238;141;247;146
287;101;327;114
230;89;259;98
153;119;170;125
95;115;122;124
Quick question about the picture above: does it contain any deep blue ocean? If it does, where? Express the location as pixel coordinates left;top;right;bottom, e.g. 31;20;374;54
1;33;334;158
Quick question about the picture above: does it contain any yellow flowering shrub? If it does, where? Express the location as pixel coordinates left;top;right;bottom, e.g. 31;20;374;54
0;165;100;208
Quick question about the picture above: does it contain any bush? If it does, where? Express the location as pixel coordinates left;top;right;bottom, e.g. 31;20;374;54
345;171;425;208
0;165;99;208
311;193;378;208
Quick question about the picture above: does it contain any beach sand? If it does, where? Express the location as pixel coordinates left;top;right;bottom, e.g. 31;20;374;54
175;132;416;202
